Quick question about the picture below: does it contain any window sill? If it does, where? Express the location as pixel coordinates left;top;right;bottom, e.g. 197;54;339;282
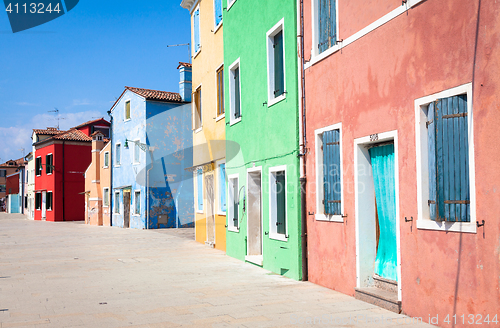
269;233;287;242
196;210;204;214
133;162;140;166
228;226;239;233
114;165;121;168
103;166;109;169
227;0;236;11
267;94;286;107
217;211;226;216
124;119;131;122
417;219;477;234
214;22;223;34
229;117;241;126
315;213;343;222
194;127;203;134
193;49;201;60
103;206;109;208
215;114;225;122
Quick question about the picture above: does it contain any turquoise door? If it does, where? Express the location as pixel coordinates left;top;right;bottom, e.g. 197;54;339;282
369;144;398;282
10;195;20;214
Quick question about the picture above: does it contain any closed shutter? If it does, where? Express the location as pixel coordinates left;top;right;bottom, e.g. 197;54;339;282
220;164;226;212
323;129;341;215
234;67;241;118
431;95;469;222
318;0;336;53
276;171;286;234
273;30;284;97
214;0;222;26
233;179;238;228
194;9;200;53
197;170;203;211
427;102;437;220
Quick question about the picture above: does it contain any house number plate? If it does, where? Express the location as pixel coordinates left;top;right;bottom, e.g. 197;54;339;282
370;133;379;142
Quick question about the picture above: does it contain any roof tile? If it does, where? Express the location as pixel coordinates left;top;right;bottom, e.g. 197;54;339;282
125;86;183;103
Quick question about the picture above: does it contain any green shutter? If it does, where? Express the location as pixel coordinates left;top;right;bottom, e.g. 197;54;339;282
276;171;286;235
274;30;284;97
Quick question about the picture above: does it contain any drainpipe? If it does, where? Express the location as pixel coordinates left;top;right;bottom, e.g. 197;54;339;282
107;111;113;226
298;0;308;281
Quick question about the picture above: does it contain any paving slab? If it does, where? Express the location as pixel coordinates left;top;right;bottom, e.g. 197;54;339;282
0;213;435;327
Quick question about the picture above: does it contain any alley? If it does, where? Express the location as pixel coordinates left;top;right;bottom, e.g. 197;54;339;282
0;214;433;328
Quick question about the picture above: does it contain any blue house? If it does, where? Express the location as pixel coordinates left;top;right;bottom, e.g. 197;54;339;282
110;63;194;229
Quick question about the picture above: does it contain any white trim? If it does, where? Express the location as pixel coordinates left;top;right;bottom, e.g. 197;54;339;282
103;187;110;207
414;83;476;234
195;170;204;214
215;114;225;122
228;58;242;126
124;99;131;121
132;139;141;165
246;166;263;259
354;130;401;301
216;159;227;216
266;18;287;107
307;0;424;69
103;151;110;169
314;123;344;222
268;165;288;242
227;0;236;11
133;189;141;216
115;143;121;166
91;149;100;153
227;173;239;232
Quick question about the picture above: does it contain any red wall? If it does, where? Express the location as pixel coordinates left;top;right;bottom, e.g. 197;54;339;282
303;0;500;324
6;174;19;195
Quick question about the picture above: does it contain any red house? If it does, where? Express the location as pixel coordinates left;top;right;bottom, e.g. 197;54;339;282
33;119;110;221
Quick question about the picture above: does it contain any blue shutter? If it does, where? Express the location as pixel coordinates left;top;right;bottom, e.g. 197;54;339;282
329;0;337;48
214;0;222;27
197;170;203;211
220;164;226;212
318;0;336;53
234;67;241;118
434;95;469;222
427;101;437;221
323;129;341;215
273;30;284;97
194;9;200;53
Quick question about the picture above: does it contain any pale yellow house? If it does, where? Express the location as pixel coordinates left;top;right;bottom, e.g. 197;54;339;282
181;0;226;251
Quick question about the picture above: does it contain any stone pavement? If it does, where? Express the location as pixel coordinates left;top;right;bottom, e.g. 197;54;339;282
0;213;434;328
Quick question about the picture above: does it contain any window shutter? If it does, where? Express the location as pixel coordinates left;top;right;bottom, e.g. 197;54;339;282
273;30;284;97
434;95;469;222
214;0;222;26
233;179;238;228
194;9;200;53
234;67;241;118
220;164;226;212
276;172;286;234
329;0;337;49
323;130;341;215
427;101;437;221
319;0;336;53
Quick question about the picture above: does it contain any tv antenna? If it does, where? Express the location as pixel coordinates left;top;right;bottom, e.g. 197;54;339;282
48;108;66;130
166;43;191;63
19;148;25;157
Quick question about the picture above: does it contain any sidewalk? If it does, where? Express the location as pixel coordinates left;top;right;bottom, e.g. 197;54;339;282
0;213;434;328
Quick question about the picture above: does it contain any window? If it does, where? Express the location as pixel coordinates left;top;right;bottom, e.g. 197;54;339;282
216;66;225;117
115;144;121;165
315;124;343;221
269;167;287;240
46;154;53;174
214;0;222;28
219;163;226;213
46;192;53;211
0;185;5;193
0;170;6;177
229;59;241;124
133;140;140;164
267;19;286;105
193;7;201;54
35;193;41;210
193;86;202;130
315;0;337;54
125;101;131;120
103;188;109;207
114;191;120;213
196;169;203;212
104;152;109;168
35;157;42;176
228;175;239;231
134;191;141;215
415;83;475;233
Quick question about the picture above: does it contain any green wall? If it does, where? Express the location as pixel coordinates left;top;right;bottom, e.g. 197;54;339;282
223;0;302;280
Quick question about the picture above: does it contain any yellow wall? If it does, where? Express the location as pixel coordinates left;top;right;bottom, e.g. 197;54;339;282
190;0;226;251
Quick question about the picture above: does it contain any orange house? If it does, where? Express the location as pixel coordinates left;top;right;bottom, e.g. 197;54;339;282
84;131;111;226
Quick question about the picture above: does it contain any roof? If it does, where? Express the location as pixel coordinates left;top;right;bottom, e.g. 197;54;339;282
72;118;109;130
52;129;92;142
33;128;63;136
177;62;192;69
0;157;27;168
125;86;183;103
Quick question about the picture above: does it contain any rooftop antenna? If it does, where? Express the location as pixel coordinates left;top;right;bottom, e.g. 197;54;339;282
166;43;191;63
48;108;66;130
19;148;25;157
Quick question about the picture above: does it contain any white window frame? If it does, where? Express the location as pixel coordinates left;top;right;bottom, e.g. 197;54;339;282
35;192;41;211
415;83;476;233
215;62;225;122
124;100;131;121
196;170;204;214
228;58;242;126
133;190;141;216
46;191;53;211
103;187;109;207
227;0;237;11
311;0;339;60
46;153;53;175
36;156;42;177
193;84;203;133
213;0;223;33
115;143;121;166
227;173;239;232
133;139;140;165
103;151;109;168
315;123;343;222
193;4;201;59
266;18;287;107
268;165;288;242
114;191;121;214
216;159;226;216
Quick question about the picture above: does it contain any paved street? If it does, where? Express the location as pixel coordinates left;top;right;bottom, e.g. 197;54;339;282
0;213;434;328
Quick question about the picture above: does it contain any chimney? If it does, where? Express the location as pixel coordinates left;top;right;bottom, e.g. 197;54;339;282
91;132;104;181
177;62;192;102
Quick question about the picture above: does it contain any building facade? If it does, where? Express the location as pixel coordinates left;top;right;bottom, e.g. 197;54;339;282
0;158;26;213
84;132;111;226
223;0;303;280
110;78;193;230
181;0;226;251
301;0;500;320
25;152;35;219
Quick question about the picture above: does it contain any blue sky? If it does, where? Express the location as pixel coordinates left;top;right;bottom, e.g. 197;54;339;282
0;0;191;162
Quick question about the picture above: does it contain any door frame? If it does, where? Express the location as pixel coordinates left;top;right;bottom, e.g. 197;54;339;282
354;130;401;301
205;172;216;246
246;166;263;265
41;191;46;220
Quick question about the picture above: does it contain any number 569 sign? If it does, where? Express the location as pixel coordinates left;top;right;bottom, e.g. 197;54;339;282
3;1;79;33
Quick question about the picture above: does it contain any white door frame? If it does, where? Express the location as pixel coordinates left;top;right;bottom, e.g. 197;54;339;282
354;130;402;301
41;191;46;220
246;166;263;265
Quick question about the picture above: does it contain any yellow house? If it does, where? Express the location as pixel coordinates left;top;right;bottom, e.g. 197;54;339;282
181;0;226;251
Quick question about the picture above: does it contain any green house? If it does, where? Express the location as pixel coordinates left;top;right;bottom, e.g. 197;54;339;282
223;0;302;280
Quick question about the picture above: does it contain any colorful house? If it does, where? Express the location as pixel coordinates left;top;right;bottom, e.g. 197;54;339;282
0;158;27;213
181;0;226;251
32;119;110;222
84;131;111;226
110;67;193;229
25;152;35;219
223;0;303;280
300;0;500;320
